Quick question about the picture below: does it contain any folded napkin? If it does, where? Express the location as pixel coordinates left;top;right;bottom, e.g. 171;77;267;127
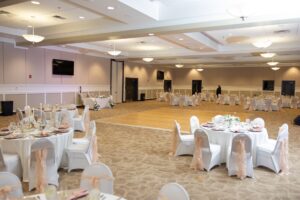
67;189;89;200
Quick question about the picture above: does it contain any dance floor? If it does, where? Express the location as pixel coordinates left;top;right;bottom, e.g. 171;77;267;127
98;107;254;131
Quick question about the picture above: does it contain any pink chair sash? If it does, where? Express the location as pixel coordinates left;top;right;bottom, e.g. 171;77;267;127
0;185;16;200
190;134;204;170
82;174;114;189
169;126;178;156
35;149;48;193
236;139;246;179
279;139;289;175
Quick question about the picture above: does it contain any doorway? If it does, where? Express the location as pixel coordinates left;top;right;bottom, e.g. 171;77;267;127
164;80;172;92
281;80;295;96
192;80;202;94
125;78;138;101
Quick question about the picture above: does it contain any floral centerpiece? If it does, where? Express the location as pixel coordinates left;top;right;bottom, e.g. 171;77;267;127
94;103;100;111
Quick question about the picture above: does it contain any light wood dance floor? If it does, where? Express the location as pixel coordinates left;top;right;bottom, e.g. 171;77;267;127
99;106;253;132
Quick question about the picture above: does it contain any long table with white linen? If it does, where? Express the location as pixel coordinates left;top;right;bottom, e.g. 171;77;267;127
82;97;112;109
0;129;73;181
203;126;268;167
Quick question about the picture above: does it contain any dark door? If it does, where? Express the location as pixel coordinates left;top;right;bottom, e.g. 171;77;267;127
192;80;202;94
125;78;138;101
164;80;172;92
281;80;295;96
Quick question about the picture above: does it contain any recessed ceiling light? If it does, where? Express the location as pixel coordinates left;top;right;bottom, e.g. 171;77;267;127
178;38;184;41
27;25;32;28
148;33;155;36
197;68;204;72
79;16;85;19
267;61;279;66
31;1;40;5
260;52;276;58
175;64;184;68
107;6;115;10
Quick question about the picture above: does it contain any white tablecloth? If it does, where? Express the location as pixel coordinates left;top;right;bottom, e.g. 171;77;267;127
83;97;112;109
0;129;74;181
203;127;268;167
43;109;78;120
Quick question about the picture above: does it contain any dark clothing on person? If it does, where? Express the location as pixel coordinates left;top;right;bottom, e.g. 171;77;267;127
216;86;221;96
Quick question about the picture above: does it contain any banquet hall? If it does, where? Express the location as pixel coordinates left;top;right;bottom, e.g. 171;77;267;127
0;0;300;199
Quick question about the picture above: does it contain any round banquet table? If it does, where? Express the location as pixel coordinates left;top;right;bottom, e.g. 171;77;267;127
0;129;74;182
203;126;268;167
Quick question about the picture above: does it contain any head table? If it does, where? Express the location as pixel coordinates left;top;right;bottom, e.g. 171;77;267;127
0;128;73;182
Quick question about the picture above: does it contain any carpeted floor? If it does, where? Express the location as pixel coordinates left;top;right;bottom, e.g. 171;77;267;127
1;100;300;199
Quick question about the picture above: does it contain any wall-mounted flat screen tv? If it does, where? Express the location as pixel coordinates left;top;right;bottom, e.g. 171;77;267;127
263;80;275;91
157;70;164;80
52;59;74;75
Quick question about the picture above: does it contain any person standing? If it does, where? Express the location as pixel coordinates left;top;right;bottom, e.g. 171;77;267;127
216;85;222;97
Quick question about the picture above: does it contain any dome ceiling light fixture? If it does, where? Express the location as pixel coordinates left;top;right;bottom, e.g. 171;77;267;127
175;64;184;68
197;68;204;72
142;57;154;62
252;40;272;48
107;41;121;56
260;52;276;58
267;61;279;66
22;26;44;43
271;67;280;71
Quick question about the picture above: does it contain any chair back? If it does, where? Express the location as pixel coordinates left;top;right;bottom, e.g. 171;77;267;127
158;182;189;200
273;124;289;154
83;106;90;130
16;109;23;122
0;147;6;171
174;121;183;141
59;109;74;128
231;134;252;155
194;129;210;150
80;163;114;194
189;116;200;135
30;138;55;165
34;109;46;123
0;172;23;199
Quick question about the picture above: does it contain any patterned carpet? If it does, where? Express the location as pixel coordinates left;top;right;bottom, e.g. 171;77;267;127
1;101;300;199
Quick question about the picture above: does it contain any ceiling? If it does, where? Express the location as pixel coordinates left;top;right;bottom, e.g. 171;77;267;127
0;0;300;69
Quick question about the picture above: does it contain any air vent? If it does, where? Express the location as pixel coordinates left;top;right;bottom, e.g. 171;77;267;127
0;10;11;15
53;15;66;20
274;29;290;34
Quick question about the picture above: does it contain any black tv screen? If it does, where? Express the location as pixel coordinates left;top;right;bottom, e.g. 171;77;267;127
157;71;164;80
52;59;74;75
263;80;274;91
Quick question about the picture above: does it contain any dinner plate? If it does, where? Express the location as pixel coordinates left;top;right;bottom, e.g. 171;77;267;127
32;132;52;138
4;134;24;139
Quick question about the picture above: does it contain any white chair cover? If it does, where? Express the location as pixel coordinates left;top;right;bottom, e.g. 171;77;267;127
256;124;289;174
190;129;221;171
16;109;23;122
60;109;74;128
158;183;189;200
251;118;265;130
264;99;272;112
24;105;32;118
174;121;194;156
29;139;58;191
189;116;200;135
0;172;23;199
0;146;22;178
74;106;90;131
80;163;114;194
228;134;253;179
248;98;256;111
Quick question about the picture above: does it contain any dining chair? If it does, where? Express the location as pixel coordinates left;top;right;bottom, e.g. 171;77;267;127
0;146;22;178
190;129;221;171
74;105;90;132
66;121;97;172
80;163;114;194
256;124;289;174
0;172;23;199
174;121;194;156
59;109;74;128
29;138;58;191
158;182;189;200
72;121;96;145
228;134;253;179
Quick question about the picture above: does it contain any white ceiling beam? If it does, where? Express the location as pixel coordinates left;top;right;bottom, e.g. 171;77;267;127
183;32;220;50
